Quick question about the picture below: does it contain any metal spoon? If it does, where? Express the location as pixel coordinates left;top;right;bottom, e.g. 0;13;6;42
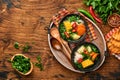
50;27;71;60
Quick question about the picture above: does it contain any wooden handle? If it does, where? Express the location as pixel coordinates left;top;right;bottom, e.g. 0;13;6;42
61;39;72;54
58;39;71;60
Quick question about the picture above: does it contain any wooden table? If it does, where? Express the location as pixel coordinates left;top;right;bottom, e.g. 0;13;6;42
0;0;120;80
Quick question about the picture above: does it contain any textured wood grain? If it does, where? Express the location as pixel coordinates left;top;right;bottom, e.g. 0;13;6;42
0;0;120;80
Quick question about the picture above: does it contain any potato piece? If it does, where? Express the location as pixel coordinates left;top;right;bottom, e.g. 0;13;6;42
81;59;94;68
77;46;85;53
87;46;92;52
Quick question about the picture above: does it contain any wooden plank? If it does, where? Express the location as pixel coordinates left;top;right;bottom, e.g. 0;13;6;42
0;0;119;80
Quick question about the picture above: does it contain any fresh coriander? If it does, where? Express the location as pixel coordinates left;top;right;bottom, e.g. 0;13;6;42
35;63;43;71
84;0;120;23
14;42;19;49
12;55;31;74
14;42;31;52
22;44;31;52
37;56;41;62
34;55;44;71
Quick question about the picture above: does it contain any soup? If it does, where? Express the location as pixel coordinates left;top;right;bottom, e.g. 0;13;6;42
59;14;86;42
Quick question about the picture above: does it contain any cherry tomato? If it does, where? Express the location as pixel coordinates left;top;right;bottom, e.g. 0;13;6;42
72;29;76;32
72;22;77;28
77;58;83;63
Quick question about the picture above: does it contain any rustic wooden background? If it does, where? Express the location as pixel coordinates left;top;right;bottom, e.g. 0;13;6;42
0;0;120;80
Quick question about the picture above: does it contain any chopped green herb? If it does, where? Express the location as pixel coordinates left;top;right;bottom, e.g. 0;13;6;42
75;62;83;69
12;55;31;74
14;42;31;52
34;55;44;71
35;63;43;71
22;44;31;52
14;42;19;49
37;56;41;62
67;15;80;22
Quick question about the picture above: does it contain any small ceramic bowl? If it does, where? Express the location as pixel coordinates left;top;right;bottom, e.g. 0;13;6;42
71;42;104;72
11;54;33;75
107;13;120;27
58;12;88;43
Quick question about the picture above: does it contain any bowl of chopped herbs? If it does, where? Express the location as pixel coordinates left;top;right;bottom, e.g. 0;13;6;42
11;54;33;75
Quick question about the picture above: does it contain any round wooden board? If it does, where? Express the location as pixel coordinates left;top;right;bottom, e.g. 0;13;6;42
48;13;107;73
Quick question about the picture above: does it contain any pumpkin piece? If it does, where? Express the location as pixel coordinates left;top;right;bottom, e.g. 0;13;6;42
92;53;98;61
77;23;86;36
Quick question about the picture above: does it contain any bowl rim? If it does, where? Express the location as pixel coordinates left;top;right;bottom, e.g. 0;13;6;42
58;12;88;43
11;54;33;75
71;42;102;72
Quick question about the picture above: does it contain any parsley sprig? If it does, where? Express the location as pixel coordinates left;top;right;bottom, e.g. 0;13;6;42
84;0;120;22
14;42;31;52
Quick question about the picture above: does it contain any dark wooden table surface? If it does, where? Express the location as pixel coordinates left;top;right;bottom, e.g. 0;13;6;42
0;0;120;80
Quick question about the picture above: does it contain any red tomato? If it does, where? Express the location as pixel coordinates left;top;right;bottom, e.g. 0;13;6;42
77;58;83;63
72;29;76;32
72;22;77;28
74;26;78;31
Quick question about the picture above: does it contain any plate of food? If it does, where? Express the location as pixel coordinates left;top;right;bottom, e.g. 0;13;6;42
48;10;107;73
106;27;120;60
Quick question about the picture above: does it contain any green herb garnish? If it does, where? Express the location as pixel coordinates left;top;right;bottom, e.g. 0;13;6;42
12;55;31;74
22;43;31;52
14;42;19;49
34;56;44;71
14;42;31;52
84;0;120;23
75;62;83;69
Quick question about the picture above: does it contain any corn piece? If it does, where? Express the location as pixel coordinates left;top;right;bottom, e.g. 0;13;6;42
63;21;72;31
81;59;94;68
